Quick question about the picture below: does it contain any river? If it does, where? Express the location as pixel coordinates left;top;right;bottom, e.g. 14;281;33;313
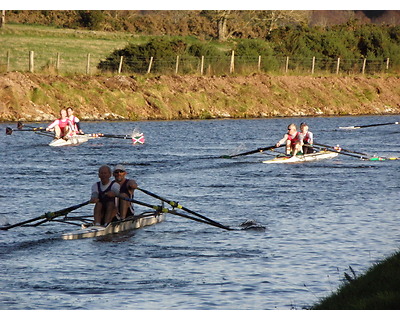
0;115;399;310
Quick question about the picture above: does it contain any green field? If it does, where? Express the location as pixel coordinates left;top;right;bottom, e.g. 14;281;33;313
0;24;148;74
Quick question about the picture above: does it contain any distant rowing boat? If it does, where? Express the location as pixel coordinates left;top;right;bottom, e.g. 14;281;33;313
61;211;166;240
49;134;96;147
262;150;338;164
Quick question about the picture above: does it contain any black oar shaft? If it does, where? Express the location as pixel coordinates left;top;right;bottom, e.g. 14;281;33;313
340;121;399;129
0;200;90;230
313;143;370;156
135;188;232;230
119;196;229;229
313;143;368;159
223;145;278;158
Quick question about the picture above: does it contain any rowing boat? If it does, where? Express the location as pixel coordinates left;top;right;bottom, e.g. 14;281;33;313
49;134;96;147
61;211;166;240
262;150;338;164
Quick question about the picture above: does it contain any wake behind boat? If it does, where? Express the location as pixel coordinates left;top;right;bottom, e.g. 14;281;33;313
61;211;166;240
262;150;338;164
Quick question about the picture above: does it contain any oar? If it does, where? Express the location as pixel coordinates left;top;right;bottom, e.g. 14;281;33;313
313;142;371;157
118;196;231;230
17;121;47;131
339;121;399;130
135;188;232;230
221;145;278;158
313;143;398;161
5;126;46;135
0;200;90;230
88;133;133;139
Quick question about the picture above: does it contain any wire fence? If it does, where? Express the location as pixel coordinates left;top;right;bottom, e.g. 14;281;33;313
0;49;395;76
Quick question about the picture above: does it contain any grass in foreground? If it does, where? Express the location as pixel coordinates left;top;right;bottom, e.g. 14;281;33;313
313;251;400;309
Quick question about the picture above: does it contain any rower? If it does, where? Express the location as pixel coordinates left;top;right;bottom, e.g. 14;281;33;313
46;109;74;139
300;122;314;154
90;165;120;226
275;123;303;157
67;107;84;134
113;164;138;220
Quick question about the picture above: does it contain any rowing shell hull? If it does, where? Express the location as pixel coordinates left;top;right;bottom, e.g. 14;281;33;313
49;134;94;147
262;151;338;164
61;211;166;240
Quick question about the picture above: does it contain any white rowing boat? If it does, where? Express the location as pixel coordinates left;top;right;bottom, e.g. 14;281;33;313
61;211;166;240
262;150;338;164
49;134;96;147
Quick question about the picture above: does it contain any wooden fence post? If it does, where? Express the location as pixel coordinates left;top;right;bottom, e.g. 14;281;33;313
147;57;153;74
258;56;261;72
230;50;235;74
0;10;5;28
6;50;10;72
285;56;289;73
56;53;60;71
336;57;340;74
29;51;34;73
200;56;204;76
362;58;366;74
86;53;91;75
311;56;315;74
118;56;124;74
386;58;390;70
175;55;180;74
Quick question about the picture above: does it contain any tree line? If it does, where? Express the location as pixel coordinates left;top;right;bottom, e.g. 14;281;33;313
98;24;400;73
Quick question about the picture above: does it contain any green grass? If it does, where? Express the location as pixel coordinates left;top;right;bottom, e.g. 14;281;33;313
0;23;145;74
313;251;400;309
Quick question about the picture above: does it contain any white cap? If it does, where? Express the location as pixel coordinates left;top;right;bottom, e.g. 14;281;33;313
113;164;126;172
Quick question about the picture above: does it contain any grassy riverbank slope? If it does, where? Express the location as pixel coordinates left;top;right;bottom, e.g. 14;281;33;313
1;72;400;122
313;251;400;309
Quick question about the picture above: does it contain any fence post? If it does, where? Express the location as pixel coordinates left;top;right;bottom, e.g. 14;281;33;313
175;55;180;74
56;53;60;71
230;50;235;74
200;56;204;76
258;56;261;72
29;51;34;73
311;56;315;74
336;57;340;74
6;50;10;72
0;10;5;28
386;58;390;70
118;56;124;74
285;56;289;73
362;58;366;74
147;56;153;74
86;53;91;75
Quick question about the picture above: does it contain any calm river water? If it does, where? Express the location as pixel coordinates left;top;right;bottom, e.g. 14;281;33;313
0;115;399;310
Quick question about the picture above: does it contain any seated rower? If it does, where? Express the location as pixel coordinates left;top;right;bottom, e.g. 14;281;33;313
67;107;84;135
300;122;314;154
46;108;73;139
113;164;138;220
90;165;120;226
275;123;303;157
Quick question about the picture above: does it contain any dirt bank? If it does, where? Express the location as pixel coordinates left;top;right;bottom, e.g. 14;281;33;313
0;72;399;122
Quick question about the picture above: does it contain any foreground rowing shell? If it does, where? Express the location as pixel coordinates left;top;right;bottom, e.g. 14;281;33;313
61;211;166;240
262;150;338;164
48;134;95;147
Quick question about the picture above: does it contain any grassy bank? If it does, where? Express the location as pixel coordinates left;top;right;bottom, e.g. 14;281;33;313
313;251;400;309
